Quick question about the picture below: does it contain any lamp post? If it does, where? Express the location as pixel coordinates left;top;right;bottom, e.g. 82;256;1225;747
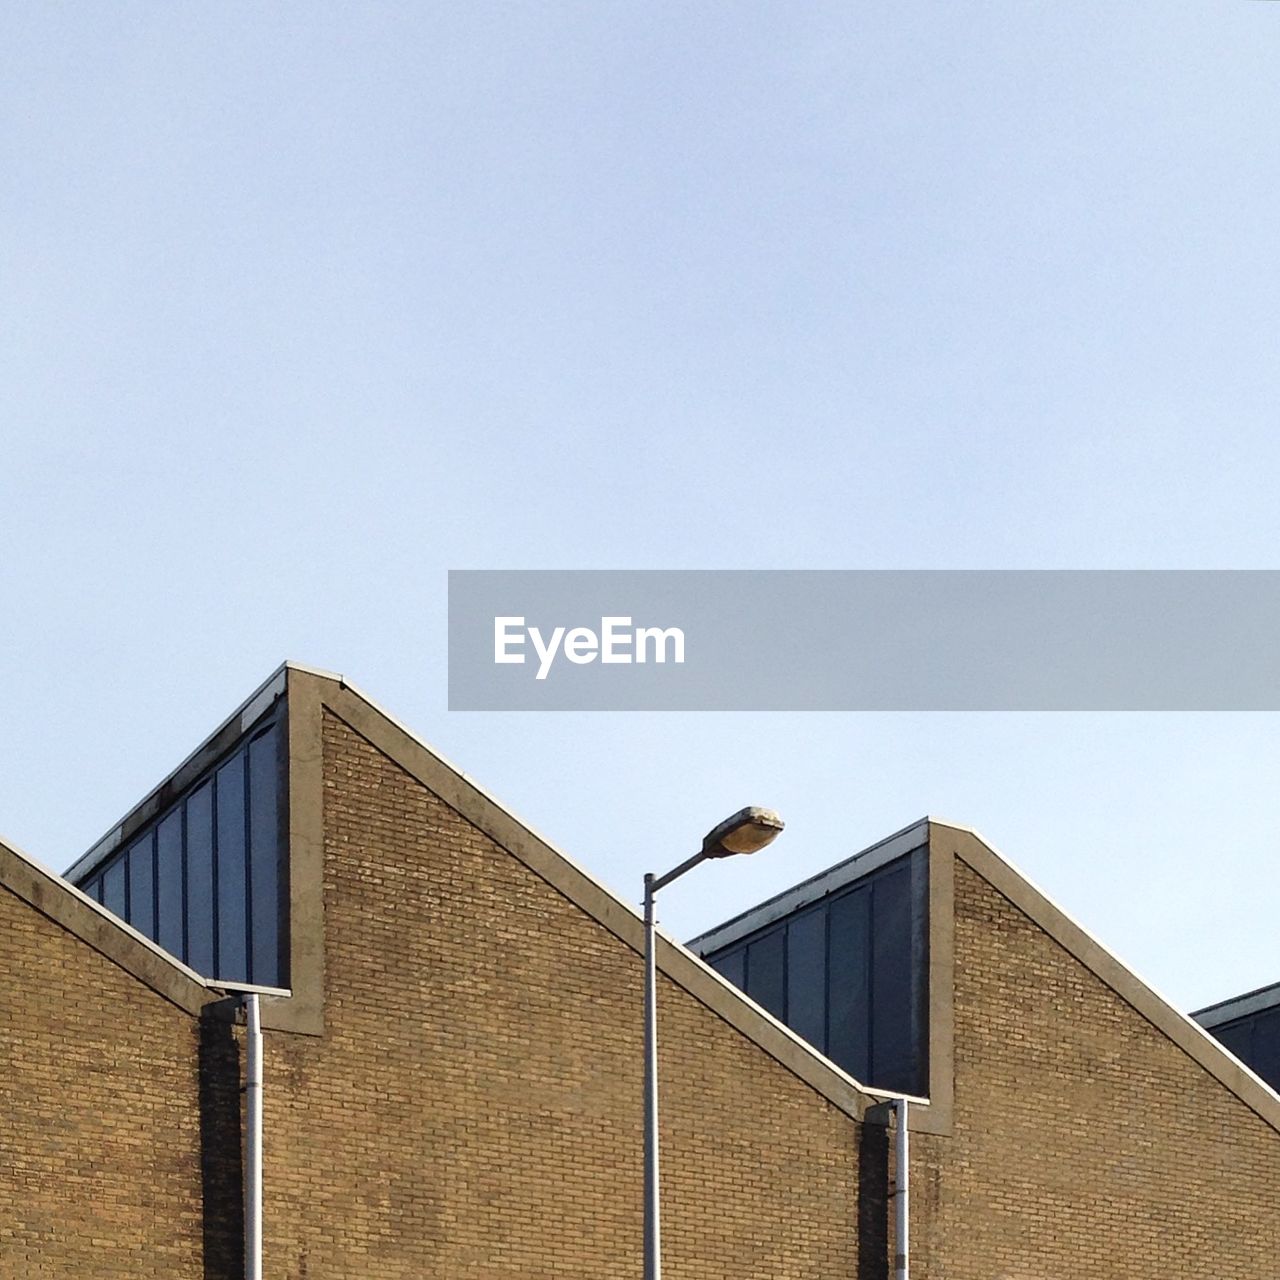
643;806;784;1280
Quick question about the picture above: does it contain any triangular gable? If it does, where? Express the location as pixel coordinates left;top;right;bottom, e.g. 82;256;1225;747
291;664;882;1119
934;818;1280;1134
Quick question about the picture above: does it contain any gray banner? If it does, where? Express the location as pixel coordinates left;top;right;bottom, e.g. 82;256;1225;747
447;570;1280;711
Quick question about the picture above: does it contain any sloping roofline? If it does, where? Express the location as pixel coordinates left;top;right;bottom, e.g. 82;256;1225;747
289;665;895;1115
1194;978;1280;1029
64;660;297;884
19;660;1280;1136
38;661;891;1113
690;811;1280;1138
294;671;1280;1137
1;830;285;1015
931;818;1280;1134
687;815;929;955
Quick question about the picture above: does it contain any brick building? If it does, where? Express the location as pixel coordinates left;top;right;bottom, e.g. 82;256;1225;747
3;662;1280;1277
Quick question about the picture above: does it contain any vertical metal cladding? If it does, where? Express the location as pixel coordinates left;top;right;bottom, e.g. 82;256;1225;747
73;709;287;987
701;847;929;1096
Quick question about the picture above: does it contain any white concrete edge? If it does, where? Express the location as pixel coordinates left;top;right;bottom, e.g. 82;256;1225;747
65;663;292;882
325;670;658;929
1;828;218;991
321;669;895;1112
943;819;1280;1113
208;980;294;998
660;917;914;1106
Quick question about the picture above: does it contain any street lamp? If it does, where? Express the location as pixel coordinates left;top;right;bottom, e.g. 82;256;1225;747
643;806;784;1280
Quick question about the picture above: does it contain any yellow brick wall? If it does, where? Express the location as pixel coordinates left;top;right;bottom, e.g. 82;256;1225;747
30;709;1274;1279
0;885;207;1279
913;857;1280;1279
257;709;865;1279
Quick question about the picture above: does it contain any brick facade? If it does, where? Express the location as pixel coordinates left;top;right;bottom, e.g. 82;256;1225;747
248;710;863;1278
911;854;1280;1278
0;884;206;1278
4;666;1280;1277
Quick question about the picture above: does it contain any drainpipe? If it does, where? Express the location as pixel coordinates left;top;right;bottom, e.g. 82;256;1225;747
892;1097;909;1280
244;993;263;1280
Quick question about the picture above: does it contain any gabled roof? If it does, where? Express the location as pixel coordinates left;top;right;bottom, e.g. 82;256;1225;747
1;829;226;1015
930;818;1280;1134
688;816;929;955
290;665;891;1116
6;662;889;1118
690;811;1280;1138
13;660;1279;1136
65;662;291;885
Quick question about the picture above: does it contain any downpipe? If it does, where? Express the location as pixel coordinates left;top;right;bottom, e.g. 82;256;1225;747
244;993;263;1280
893;1097;909;1280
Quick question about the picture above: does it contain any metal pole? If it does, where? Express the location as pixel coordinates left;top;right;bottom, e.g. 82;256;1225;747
245;993;263;1280
893;1097;909;1280
643;873;661;1280
636;814;780;1277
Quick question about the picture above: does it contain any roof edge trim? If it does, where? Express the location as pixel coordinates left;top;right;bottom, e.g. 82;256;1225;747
1;834;215;1017
687;816;931;955
305;669;885;1123
935;820;1280;1135
65;661;295;883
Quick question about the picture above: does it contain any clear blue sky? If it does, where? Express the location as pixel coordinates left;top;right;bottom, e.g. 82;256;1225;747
3;3;1279;1011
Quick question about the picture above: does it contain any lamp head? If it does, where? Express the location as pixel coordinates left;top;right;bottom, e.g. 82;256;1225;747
702;807;785;858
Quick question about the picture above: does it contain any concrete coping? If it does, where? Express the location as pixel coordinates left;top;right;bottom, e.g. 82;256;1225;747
1;832;225;1016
